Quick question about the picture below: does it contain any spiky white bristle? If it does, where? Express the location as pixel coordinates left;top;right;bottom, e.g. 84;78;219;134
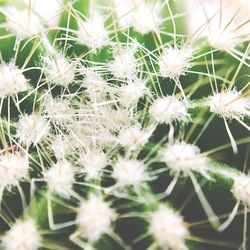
3;7;42;37
113;0;137;29
158;47;192;79
4;0;62;38
117;126;150;151
16;114;49;145
118;78;147;107
149;204;188;250
50;136;73;160
77;13;108;52
0;63;29;97
4;7;43;38
43;53;75;86
113;158;148;187
149;96;189;124
25;0;63;27
186;0;250;50
100;106;133;132
113;0;161;34
44;160;75;198
130;1;161;34
207;91;250;119
78;150;107;180
44;96;74;122
208;27;243;51
0;153;29;190
160;141;208;175
82;69;109;101
231;175;250;207
1;218;41;250
76;195;116;241
109;46;138;79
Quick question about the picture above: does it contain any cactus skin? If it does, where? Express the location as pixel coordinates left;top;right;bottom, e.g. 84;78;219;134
0;0;249;250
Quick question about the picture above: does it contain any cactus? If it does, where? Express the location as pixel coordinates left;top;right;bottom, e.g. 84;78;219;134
0;0;249;249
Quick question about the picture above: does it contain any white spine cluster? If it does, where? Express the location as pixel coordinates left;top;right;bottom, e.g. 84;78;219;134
44;96;74;122
150;96;189;124
158;47;192;79
44;160;75;198
160;141;208;176
149;204;188;250
82;69;109;101
207;90;250;119
78;150;107;180
231;175;250;207
0;152;29;190
113;0;161;34
3;7;42;37
43;53;75;86
118;78;147;107
186;0;250;50
0;63;29;97
77;13;108;52
113;158;148;187
109;46;138;79
1;218;41;250
51;136;73;160
24;0;63;28
208;27;243;51
17;114;49;145
113;0;143;29
117;126;150;151
76;195;116;241
130;1;161;34
100;106;133;132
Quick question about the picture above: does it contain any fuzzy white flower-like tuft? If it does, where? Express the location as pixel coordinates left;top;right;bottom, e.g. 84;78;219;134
44;160;75;198
158;47;192;79
160;141;208;176
100;106;134;132
44;96;74;122
78;150;107;180
17;114;49;145
113;158;148;187
113;0;142;29
149;204;188;250
186;0;250;51
76;195;116;241
77;13;108;52
208;27;244;51
150;96;189;124
119;78;147;107
51;136;73;160
0;63;29;97
0;153;29;191
3;7;42;37
113;0;161;34
207;90;250;119
1;218;41;250
24;0;63;28
118;125;151;151
130;1;161;34
43;53;75;86
109;46;138;79
82;69;109;101
231;175;250;207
